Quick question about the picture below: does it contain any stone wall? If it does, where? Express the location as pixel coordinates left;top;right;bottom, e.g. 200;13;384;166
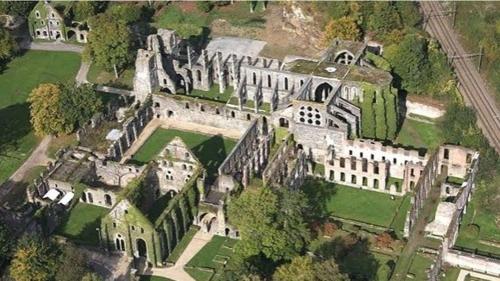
406;100;445;119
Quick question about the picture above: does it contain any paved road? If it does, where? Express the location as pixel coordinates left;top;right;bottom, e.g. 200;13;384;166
0;136;52;204
143;231;213;281
421;1;500;153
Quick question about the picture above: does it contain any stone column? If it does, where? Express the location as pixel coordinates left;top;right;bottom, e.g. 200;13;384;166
216;52;225;94
187;45;192;69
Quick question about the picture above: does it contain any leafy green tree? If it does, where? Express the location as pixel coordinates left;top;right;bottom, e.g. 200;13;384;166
85;14;133;77
322;16;361;44
10;236;59;281
0;1;35;16
395;1;422;28
0;224;12;266
28;83;67;136
0;26;17;64
29;83;102;136
367;2;402;35
73;1;97;22
384;34;431;94
55;245;89;281
59;83;102;132
228;187;309;262
106;4;142;24
273;256;349;281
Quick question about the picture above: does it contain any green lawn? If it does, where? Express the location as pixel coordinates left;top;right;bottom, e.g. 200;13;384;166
441;267;461;281
455;198;500;256
167;226;200;264
139;276;174;281
56;202;109;246
406;253;433;281
186;235;237;281
390;195;412;238
396;118;443;150
87;63;134;90
0;50;81;184
189;85;234;104
131;128;237;181
302;179;405;227
372;253;397;281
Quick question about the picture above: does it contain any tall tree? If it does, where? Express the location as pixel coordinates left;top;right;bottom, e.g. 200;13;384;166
384;34;431;94
84;14;133;77
59;83;102;131
0;1;35;17
0;27;17;62
227;187;310;262
73;1;97;22
367;2;402;35
273;256;350;281
28;83;68;136
81;273;104;281
9;236;59;281
322;16;361;44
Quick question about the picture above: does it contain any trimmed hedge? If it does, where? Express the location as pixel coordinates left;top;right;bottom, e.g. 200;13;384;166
361;87;399;141
361;90;376;138
374;91;387;139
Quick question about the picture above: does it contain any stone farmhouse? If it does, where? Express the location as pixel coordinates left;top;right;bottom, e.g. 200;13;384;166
28;1;88;43
28;28;483;270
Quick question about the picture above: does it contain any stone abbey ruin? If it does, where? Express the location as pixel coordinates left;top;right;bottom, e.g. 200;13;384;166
26;29;499;276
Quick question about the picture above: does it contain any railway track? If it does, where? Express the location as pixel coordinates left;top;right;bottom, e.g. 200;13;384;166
421;1;500;153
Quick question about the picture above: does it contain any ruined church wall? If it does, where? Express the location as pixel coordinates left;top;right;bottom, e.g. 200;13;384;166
152;94;253;133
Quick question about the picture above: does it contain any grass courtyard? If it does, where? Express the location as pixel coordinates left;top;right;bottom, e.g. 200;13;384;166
396;118;443;150
302;179;411;229
87;63;134;90
56;202;109;246
131;128;237;181
0;50;81;184
186;235;237;281
454;198;500;256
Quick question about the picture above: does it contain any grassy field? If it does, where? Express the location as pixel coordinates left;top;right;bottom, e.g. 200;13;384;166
396;118;443;150
0;50;81;184
56;202;109;246
406;253;433;281
302;179;408;227
441;267;461;281
455;199;500;256
167;226;199;264
87;63;134;90
186;235;237;281
390;195;412;238
131;128;237;180
189;85;234;103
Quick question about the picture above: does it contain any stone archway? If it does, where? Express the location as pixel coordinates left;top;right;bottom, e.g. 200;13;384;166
314;83;333;102
199;213;217;233
67;30;75;40
136;238;147;257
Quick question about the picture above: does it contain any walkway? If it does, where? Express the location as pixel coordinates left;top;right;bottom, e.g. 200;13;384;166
21;41;84;53
457;269;500;281
0;136;52;204
120;118;242;164
143;231;213;281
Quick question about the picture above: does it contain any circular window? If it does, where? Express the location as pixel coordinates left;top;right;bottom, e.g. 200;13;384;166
315;120;321;125
316;114;321;118
307;106;312;111
307;113;313;117
308;119;313;124
299;117;305;122
299;111;305;116
315;109;319;113
300;106;305;110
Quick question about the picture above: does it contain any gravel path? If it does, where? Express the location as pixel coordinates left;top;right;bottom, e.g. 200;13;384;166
142;231;213;281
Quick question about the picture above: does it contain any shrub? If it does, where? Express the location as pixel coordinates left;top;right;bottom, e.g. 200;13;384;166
361;90;376;138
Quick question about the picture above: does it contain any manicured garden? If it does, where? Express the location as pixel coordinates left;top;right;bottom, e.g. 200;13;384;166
454;199;500;256
396;118;443;150
131;128;237;179
302;179;410;227
0;50;81;184
56;202;109;246
185;235;237;281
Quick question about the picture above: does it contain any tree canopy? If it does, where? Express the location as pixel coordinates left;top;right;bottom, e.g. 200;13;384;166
273;256;350;281
227;187;310;262
0;224;12;267
322;16;361;44
29;83;102;136
0;27;18;65
55;245;90;281
0;1;35;16
85;14;134;74
9;236;59;281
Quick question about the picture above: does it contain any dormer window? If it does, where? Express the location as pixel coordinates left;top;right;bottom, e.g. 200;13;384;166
51;13;55;18
41;20;45;25
35;11;40;18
